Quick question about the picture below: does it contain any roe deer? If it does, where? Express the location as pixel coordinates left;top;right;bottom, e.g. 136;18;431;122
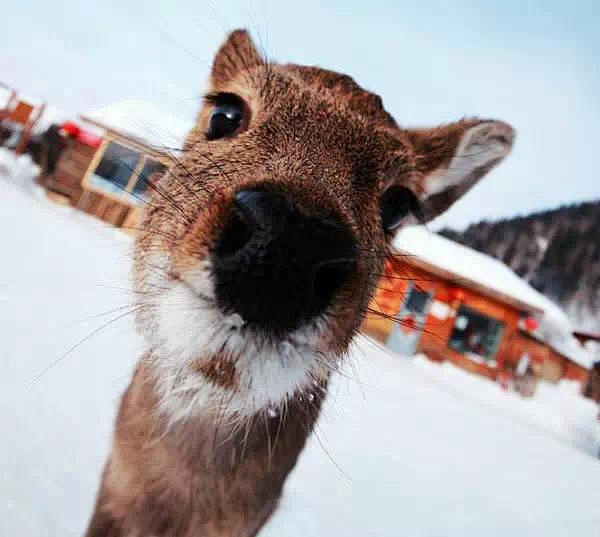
84;29;515;537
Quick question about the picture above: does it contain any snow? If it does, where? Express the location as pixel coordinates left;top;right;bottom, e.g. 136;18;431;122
2;152;600;536
81;99;194;151
394;226;593;369
0;148;40;193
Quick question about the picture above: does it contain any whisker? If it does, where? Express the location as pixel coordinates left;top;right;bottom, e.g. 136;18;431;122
24;306;144;388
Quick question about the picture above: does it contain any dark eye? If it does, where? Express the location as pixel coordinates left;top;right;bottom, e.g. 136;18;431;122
206;96;244;140
380;186;422;232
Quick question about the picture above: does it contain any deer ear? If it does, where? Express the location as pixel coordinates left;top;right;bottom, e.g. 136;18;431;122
211;29;264;85
406;120;515;222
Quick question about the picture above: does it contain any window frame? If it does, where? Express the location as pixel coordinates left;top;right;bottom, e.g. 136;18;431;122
448;304;506;365
81;133;169;207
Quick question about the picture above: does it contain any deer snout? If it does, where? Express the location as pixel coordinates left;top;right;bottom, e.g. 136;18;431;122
212;188;357;336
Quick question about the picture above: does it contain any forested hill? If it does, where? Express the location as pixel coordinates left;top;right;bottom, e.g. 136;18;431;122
439;200;600;331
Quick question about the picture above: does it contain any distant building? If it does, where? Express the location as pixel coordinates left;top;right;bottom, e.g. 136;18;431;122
39;100;193;230
362;226;593;395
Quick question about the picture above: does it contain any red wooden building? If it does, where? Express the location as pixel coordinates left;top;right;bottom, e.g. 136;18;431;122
363;226;592;394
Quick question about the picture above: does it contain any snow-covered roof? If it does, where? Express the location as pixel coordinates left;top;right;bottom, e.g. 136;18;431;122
394;226;550;313
81;100;194;151
394;226;593;369
533;298;593;369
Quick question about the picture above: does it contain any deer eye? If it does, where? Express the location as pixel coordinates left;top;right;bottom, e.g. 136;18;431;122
380;186;422;232
206;94;244;140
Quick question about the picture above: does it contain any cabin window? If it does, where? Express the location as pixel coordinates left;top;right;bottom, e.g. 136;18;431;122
448;305;505;363
90;142;141;195
89;141;166;204
404;288;430;314
132;159;166;196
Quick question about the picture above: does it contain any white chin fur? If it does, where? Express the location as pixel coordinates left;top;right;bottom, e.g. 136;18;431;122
140;260;333;423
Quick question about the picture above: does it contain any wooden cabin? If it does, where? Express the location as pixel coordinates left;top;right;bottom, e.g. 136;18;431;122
39;100;193;230
508;330;590;386
362;226;593;393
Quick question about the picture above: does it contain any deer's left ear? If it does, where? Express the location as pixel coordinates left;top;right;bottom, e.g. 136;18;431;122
406;119;515;222
211;29;264;86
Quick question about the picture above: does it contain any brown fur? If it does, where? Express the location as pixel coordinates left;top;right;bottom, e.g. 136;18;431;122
86;29;514;536
194;353;239;391
86;358;326;537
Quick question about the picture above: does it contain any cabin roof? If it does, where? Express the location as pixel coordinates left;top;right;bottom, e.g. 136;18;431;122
394;226;549;314
393;226;593;369
81;100;194;152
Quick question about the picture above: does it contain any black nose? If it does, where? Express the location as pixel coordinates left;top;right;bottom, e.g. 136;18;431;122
213;188;357;335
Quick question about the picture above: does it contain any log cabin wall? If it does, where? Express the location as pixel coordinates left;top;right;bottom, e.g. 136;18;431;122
419;269;521;381
40;137;96;205
362;258;414;343
362;256;592;388
73;136;131;226
75;190;132;227
362;257;523;380
37;128;163;230
69;131;170;230
562;356;590;386
531;341;590;388
505;332;549;367
540;353;564;383
504;331;548;379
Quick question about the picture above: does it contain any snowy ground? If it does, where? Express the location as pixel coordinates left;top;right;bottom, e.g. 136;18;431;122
2;153;600;536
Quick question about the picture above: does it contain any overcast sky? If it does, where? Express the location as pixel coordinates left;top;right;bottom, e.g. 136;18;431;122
4;0;599;229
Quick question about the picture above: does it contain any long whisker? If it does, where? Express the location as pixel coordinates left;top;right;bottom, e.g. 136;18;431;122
24;306;144;388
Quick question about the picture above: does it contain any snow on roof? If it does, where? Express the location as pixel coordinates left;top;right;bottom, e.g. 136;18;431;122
534;302;592;369
81;100;194;151
394;226;593;369
394;226;550;313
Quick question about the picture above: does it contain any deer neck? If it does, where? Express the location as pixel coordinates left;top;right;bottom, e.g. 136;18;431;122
88;355;328;537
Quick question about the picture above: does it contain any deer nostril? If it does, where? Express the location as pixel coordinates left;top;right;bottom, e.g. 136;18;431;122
216;190;282;258
312;260;354;311
216;206;254;257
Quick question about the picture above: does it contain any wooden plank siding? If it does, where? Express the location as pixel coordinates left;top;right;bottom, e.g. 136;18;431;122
506;329;589;390
76;190;132;227
38;127;178;230
561;355;590;385
74;131;173;228
40;138;96;204
39;130;177;229
363;256;524;380
504;331;548;380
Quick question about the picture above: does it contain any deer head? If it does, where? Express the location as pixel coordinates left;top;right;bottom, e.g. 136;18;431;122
133;29;514;420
